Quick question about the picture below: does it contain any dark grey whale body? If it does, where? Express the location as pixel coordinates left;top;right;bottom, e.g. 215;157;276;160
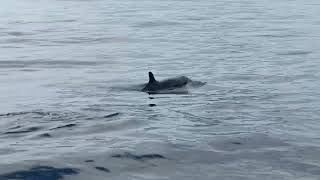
141;72;205;93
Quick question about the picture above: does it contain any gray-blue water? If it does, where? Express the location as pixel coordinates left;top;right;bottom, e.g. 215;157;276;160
1;0;320;179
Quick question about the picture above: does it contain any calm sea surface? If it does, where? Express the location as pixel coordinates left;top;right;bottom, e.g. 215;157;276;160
0;0;320;179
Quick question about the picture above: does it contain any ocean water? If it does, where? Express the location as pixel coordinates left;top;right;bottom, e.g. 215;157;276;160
0;0;320;179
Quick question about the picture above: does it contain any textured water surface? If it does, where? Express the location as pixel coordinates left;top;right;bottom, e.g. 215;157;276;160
0;0;320;179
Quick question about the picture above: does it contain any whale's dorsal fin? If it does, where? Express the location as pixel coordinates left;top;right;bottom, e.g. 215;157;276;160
148;72;156;83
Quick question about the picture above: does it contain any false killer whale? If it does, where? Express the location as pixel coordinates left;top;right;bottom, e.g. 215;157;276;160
141;72;205;93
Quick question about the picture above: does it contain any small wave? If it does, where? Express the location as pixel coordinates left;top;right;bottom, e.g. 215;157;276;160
85;113;121;120
209;133;288;152
0;111;51;117
9;19;77;25
277;50;312;56
134;21;183;28
19;69;39;72
111;152;166;161
94;167;110;173
0;110;84;123
4;127;41;135
0;38;40;44
254;33;300;38
0;60;106;69
103;113;120;118
0;46;23;49
51;36;129;45
50;123;77;130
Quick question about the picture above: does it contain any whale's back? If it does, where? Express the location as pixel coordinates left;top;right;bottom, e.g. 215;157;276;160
141;72;205;93
159;76;190;89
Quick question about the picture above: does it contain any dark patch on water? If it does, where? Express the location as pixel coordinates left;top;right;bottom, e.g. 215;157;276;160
39;133;52;138
0;166;78;180
103;113;120;118
50;123;77;130
94;166;110;173
84;160;94;163
231;142;242;145
148;97;154;99
7;31;30;37
111;152;165;161
4;127;41;134
149;104;156;107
